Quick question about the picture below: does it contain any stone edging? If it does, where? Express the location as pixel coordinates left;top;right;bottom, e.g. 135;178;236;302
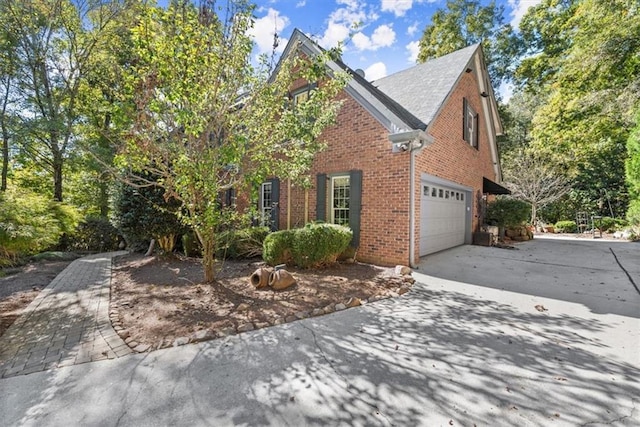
109;265;416;353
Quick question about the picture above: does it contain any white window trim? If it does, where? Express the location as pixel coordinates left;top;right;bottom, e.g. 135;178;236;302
330;175;350;226
260;182;272;225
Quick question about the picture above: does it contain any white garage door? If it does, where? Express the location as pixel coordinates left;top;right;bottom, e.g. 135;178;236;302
419;181;467;256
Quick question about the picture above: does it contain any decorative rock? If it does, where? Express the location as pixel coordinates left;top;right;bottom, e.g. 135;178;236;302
368;295;383;302
402;276;416;284
395;265;412;276
295;311;309;320
311;308;324;317
236;303;251;311
173;337;190;347
269;270;297;290
323;305;335;314
218;327;236;337
237;323;255;332
285;315;297;323
388;291;400;298
398;286;411;295
272;318;286;325
191;329;215;343
334;303;347;311
344;258;356;264
255;322;270;329
345;297;361;308
134;344;151;353
124;336;135;344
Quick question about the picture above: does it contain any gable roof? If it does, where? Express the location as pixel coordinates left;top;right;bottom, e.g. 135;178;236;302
372;44;479;128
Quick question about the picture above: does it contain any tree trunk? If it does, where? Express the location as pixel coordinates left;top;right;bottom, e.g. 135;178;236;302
145;239;155;256
196;229;217;283
531;204;537;226
53;151;63;202
1;124;8;192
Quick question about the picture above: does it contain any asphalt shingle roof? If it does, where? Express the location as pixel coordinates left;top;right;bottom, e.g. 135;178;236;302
372;44;479;128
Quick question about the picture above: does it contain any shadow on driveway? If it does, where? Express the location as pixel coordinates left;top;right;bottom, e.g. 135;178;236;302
415;237;640;318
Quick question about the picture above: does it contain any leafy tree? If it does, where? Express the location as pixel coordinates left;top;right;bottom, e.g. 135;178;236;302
117;0;347;282
1;0;129;201
516;0;639;219
503;148;572;224
417;0;521;87
627;109;640;227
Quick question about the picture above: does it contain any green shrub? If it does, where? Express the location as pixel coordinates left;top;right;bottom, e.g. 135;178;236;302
627;199;640;229
182;231;202;257
291;223;353;268
263;229;295;265
217;227;270;259
69;217;121;252
0;187;80;262
113;180;185;252
485;198;531;227
597;216;628;232
555;220;577;233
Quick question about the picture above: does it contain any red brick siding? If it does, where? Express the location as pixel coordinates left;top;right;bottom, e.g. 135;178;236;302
280;91;412;266
412;71;497;265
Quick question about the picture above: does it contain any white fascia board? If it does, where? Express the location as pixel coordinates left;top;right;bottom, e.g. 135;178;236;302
474;54;502;182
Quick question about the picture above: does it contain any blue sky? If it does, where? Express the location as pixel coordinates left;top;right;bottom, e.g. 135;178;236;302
246;0;542;83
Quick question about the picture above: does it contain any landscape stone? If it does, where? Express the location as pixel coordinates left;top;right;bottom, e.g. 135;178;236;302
236;303;251;312
237;323;255;332
190;329;215;343
285;315;297;323
295;311;309;320
134;344;150;353
173;337;189;347
398;286;411;295
311;308;324;317
345;297;361;308
395;265;412;276
334;303;346;311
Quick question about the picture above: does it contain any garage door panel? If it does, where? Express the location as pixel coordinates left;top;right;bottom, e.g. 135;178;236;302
419;181;467;256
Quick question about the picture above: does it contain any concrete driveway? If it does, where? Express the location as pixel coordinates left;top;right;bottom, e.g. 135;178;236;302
1;237;638;426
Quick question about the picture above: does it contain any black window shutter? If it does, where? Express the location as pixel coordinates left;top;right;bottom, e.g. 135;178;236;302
269;178;280;231
462;97;469;142
349;170;362;247
316;173;327;222
474;114;479;148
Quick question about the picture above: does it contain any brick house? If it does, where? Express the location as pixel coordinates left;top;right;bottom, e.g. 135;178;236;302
258;29;508;267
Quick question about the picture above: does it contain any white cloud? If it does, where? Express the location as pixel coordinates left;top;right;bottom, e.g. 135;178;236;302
352;24;396;51
318;0;378;49
407;22;419;36
508;0;543;30
319;21;351;49
364;62;387;81
380;0;412;17
406;40;420;63
296;0;306;7
249;8;290;54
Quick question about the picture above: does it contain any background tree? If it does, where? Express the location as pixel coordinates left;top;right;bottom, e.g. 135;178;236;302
626;109;640;229
521;0;638;218
502;148;572;225
117;0;347;282
1;0;129;201
417;0;521;88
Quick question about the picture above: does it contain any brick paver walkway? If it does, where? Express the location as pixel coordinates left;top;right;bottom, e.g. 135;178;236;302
0;252;132;378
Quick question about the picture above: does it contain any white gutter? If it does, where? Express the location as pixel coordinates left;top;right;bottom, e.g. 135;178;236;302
388;129;433;268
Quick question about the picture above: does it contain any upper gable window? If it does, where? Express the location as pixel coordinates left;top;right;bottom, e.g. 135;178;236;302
291;82;318;107
463;98;479;149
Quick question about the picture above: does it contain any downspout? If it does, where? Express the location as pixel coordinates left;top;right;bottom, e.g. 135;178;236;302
388;129;431;268
408;142;423;268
